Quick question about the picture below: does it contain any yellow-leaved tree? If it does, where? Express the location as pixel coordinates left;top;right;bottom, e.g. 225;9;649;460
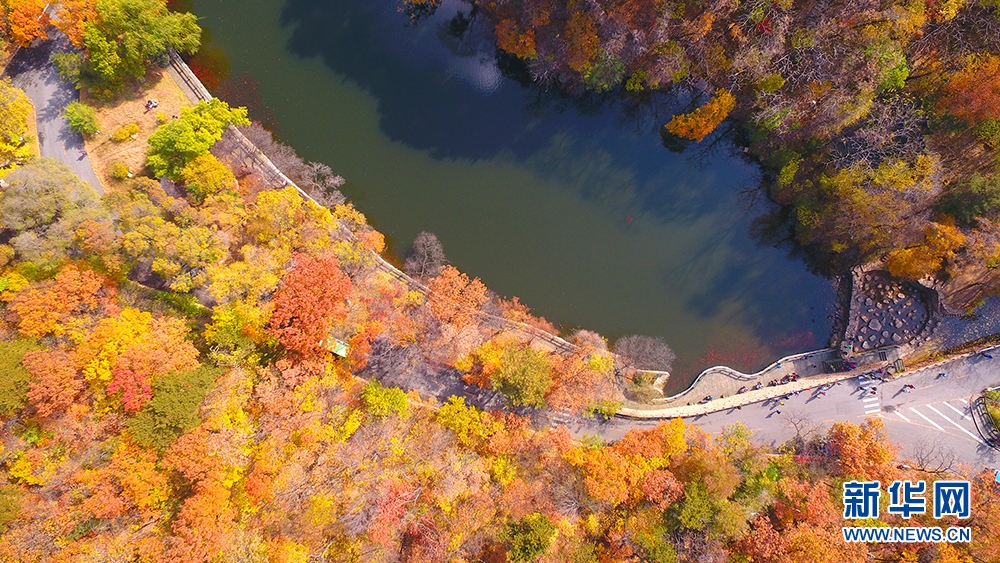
665;89;736;142
0;77;32;166
886;218;966;280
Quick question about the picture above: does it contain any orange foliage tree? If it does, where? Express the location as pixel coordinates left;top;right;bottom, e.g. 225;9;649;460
665;89;737;142
267;253;352;356
886;218;966;280
495;19;536;59
565;10;599;72
10;264;105;337
827;419;897;482
52;0;95;48
564;420;686;505
942;54;1000;124
75;308;200;407
24;349;82;418
426;265;488;328
3;0;49;47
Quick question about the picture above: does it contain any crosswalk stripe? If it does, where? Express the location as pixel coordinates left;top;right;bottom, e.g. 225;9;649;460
925;405;987;446
910;407;945;431
894;410;911;423
863;397;880;402
942;401;971;420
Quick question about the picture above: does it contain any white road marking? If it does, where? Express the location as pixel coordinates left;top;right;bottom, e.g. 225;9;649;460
910;407;945;431
893;410;911;423
960;398;969;404
925;404;987;446
943;401;971;420
863;396;880;402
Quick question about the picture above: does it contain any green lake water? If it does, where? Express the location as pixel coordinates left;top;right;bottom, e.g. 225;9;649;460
189;0;835;392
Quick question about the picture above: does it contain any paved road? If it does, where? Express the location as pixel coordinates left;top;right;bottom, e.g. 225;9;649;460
555;349;1000;469
5;29;102;192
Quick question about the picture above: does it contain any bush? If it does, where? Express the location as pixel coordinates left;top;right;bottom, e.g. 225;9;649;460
977;120;1000;148
937;173;1000;227
584;399;622;420
0;485;20;533
985;390;1000;431
0;339;42;415
756;73;785;93
361;380;409;418
111;123;139;142
127;365;220;450
51;52;83;87
63;101;99;136
491;347;553;409
110;161;130;180
502;513;556;563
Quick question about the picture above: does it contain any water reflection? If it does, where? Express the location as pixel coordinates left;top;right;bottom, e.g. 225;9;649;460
193;0;837;383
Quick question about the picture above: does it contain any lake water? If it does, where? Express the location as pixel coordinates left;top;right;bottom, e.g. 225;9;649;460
188;0;836;392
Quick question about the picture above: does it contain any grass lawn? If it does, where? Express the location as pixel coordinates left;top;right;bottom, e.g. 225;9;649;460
81;67;191;190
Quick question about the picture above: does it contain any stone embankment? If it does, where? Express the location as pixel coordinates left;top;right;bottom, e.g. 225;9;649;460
842;266;936;354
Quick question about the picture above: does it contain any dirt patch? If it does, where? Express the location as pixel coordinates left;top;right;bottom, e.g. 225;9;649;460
81;67;191;191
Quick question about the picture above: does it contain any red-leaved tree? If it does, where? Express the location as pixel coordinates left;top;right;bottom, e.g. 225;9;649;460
268;253;352;356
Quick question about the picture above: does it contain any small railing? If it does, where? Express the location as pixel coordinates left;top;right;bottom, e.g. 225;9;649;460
971;395;1000;451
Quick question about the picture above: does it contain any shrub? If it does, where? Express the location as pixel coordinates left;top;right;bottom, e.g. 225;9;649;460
491;347;553;409
0;485;19;533
361;380;409;418
51;52;83;87
110;161;130;180
584;399;622;420
0;339;42;415
63;101;99;136
756;73;785;93
977;120;1000;148
111;123;139;142
937;173;1000;227
127;365;220;450
501;514;556;563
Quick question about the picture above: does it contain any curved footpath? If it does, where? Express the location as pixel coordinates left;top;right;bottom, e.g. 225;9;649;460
580;347;1000;466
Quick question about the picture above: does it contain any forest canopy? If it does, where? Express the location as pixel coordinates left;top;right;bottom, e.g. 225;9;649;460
475;0;1000;309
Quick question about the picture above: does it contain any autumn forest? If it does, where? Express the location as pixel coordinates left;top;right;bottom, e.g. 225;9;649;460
0;0;997;561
